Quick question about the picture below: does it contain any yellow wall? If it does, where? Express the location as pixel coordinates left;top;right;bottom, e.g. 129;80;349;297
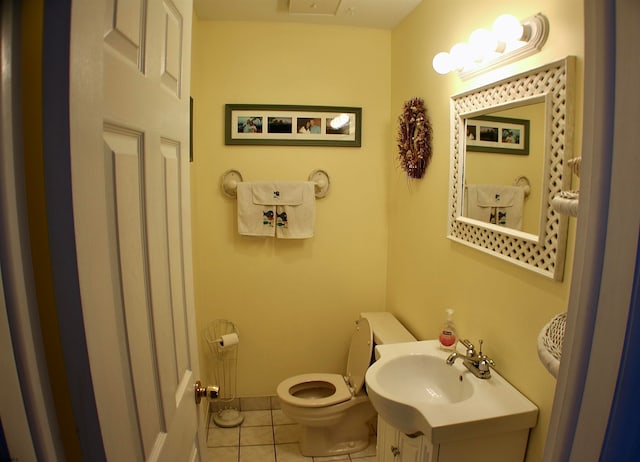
190;21;391;396
191;1;583;460
388;1;583;461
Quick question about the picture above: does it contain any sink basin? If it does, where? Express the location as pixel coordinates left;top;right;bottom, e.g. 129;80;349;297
365;340;538;443
373;354;473;404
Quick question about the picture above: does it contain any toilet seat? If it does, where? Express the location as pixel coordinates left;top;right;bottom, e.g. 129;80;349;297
277;373;352;408
277;318;373;409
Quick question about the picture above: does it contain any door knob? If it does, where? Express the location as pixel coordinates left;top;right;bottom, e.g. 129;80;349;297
194;381;219;404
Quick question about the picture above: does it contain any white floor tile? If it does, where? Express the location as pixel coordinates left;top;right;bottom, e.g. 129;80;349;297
242;409;273;427
204;446;239;462
240;425;274;446
239;444;276;461
207;426;240;447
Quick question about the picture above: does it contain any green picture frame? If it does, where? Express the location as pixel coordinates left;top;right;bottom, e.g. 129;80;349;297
225;104;362;147
465;115;530;155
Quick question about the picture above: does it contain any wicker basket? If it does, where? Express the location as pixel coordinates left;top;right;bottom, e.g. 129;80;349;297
537;312;566;378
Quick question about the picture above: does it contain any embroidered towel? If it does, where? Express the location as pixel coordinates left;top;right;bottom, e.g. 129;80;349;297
273;182;316;239
466;184;525;230
237;182;276;236
237;182;316;239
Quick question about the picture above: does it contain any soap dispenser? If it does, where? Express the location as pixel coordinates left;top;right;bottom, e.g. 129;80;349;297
438;308;458;350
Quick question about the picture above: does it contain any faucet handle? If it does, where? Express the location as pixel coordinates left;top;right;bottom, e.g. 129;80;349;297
477;340;494;375
478;355;495;375
461;339;476;357
461;339;474;350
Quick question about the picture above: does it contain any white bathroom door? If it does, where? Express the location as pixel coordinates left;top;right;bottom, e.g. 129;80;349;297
69;0;204;460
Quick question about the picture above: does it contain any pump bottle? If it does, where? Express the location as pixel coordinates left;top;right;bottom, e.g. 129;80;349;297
438;308;458;350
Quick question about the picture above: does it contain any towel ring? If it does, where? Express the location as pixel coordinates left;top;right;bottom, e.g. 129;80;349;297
514;176;531;197
220;169;331;199
221;169;243;198
308;169;330;198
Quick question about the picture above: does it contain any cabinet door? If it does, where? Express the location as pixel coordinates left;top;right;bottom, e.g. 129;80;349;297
420;438;435;462
376;416;435;462
377;416;400;462
398;433;423;461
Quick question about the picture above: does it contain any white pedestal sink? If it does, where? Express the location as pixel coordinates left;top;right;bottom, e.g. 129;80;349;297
365;340;538;445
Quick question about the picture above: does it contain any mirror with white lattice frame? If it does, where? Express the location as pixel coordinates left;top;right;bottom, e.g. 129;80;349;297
448;57;576;280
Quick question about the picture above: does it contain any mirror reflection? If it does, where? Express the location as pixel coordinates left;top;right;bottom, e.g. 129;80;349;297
463;100;545;236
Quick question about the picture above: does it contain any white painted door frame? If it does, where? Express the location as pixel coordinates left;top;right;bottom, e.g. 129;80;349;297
543;0;639;460
0;1;64;460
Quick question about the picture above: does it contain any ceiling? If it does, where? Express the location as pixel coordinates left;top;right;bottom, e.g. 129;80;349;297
193;0;423;30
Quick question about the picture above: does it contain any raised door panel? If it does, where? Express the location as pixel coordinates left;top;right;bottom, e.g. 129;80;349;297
161;139;190;379
104;125;165;460
104;0;147;71
103;125;161;460
160;0;182;96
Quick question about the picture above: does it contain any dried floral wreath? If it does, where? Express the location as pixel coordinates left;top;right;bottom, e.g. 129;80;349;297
397;97;432;179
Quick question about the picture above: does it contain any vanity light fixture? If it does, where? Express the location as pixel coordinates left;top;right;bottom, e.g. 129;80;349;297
432;13;549;79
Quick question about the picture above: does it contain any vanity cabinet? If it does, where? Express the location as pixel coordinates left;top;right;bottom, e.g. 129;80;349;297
376;416;530;462
377;416;433;462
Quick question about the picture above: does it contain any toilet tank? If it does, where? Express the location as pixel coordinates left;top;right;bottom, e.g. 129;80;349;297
360;312;416;359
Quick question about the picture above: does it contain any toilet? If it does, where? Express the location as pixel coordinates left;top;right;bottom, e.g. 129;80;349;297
276;312;415;457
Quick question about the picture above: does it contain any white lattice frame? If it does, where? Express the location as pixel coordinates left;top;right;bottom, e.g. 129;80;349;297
448;57;576;280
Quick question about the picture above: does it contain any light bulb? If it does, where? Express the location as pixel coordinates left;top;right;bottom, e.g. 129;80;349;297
469;28;499;59
493;14;524;43
432;52;452;74
449;43;472;71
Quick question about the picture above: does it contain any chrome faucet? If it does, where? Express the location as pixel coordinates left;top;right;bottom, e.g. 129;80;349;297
446;339;495;379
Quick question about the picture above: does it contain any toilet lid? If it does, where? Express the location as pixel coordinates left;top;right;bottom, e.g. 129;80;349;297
345;317;373;394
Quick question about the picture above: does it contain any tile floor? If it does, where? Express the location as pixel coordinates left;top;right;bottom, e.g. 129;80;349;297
205;407;377;462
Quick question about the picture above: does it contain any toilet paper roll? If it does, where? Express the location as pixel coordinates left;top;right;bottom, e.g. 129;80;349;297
219;333;239;348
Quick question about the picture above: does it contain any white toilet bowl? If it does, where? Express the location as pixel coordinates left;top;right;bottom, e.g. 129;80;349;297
276;318;376;457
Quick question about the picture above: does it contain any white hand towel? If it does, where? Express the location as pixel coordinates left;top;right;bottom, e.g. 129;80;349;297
237;182;276;237
237;182;316;239
273;182;316;239
466;184;524;230
466;184;492;224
